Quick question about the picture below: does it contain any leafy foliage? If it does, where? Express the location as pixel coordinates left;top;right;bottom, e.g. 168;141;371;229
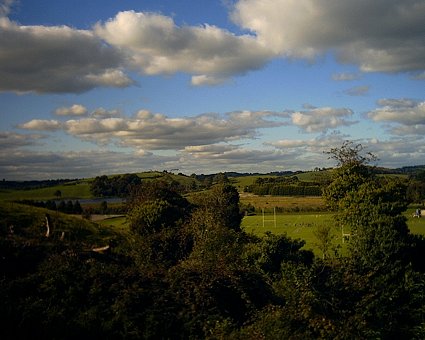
90;174;141;197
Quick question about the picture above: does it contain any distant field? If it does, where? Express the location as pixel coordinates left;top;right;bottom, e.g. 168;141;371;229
0;181;92;201
240;193;325;211
231;175;278;191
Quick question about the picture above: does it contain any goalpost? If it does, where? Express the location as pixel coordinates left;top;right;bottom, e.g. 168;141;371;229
262;207;277;228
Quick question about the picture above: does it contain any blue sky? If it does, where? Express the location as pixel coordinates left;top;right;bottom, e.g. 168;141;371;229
1;0;424;179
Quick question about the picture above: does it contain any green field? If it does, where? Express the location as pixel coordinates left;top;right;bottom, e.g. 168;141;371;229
0;181;92;201
242;212;338;256
242;210;425;257
97;215;128;233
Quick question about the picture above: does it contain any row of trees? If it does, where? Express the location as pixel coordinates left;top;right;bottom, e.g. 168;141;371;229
245;184;322;196
245;176;322;196
1;141;425;338
90;173;141;197
14;199;83;214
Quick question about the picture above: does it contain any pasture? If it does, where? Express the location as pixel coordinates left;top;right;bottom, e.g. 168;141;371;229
239;193;325;211
0;181;92;201
242;210;425;257
242;212;340;256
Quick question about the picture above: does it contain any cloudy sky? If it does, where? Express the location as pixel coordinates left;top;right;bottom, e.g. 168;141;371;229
1;0;424;180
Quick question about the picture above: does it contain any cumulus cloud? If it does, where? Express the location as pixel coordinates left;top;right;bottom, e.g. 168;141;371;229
18;119;62;131
19;109;288;150
368;98;425;136
289;106;356;133
232;0;425;74
55;104;88;116
94;10;274;85
367;99;425;132
0;17;133;93
191;75;230;86
2;1;424;94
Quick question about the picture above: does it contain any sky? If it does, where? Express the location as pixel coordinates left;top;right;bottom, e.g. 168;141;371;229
1;0;424;180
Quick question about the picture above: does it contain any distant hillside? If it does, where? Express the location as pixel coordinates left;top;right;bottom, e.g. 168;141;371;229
396;165;425;174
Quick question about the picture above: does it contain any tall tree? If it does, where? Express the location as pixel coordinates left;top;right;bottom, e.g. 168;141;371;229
322;141;424;338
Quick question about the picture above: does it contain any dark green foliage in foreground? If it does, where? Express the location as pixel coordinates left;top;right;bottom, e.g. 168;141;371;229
2;147;425;339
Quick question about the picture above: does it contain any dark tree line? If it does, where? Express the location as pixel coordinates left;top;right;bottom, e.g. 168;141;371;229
0;179;77;190
14;199;83;214
90;173;141;197
245;176;322;196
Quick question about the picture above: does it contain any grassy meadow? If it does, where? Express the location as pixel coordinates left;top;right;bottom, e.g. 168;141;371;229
0;181;92;201
241;208;425;257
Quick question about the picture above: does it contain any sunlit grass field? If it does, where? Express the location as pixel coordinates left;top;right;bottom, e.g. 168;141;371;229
242;209;425;256
242;212;339;256
0;181;92;201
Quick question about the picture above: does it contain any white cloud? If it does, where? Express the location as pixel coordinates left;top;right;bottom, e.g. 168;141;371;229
0;17;133;93
232;0;425;74
55;104;88;116
191;75;229;86
18;119;62;131
2;1;424;94
290;107;356;133
84;69;134;87
19;109;288;150
94;11;274;85
367;99;425;129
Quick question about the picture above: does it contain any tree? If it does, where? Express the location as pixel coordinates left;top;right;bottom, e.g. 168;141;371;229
54;189;61;199
321;141;424;338
407;170;425;204
323;141;409;262
192;183;242;232
126;181;192;267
